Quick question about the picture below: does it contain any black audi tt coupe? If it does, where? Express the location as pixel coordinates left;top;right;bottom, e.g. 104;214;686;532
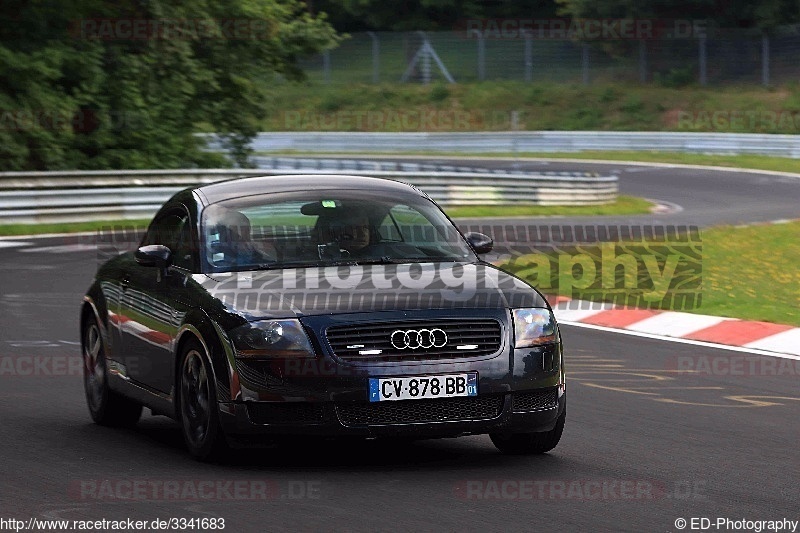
81;175;565;460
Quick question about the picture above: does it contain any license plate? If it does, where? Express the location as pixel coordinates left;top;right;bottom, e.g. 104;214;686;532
368;373;477;402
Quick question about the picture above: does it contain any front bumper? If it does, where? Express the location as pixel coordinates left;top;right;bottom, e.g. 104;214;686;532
218;386;565;441
218;308;565;441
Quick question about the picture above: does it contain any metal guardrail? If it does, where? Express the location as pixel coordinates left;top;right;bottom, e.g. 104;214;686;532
252;156;505;174
0;167;617;224
211;131;800;158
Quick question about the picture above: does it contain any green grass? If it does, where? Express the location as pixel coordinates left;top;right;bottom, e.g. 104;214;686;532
444;195;653;218
695;221;800;326
502;221;800;327
500;151;800;174
262;81;800;134
0;219;152;237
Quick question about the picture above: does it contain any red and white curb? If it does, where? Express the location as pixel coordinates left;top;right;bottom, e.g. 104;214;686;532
548;296;800;359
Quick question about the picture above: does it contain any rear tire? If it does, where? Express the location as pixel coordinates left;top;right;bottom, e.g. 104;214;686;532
82;316;142;427
177;340;228;461
490;411;565;455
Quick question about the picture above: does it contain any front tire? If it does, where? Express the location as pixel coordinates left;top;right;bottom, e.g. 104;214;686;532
83;317;142;427
490;411;565;455
178;340;227;461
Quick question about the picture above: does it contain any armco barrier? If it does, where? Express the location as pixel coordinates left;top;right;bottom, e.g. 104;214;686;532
206;131;800;157
0;167;616;224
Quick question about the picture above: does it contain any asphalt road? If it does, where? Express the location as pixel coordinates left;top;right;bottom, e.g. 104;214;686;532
1;160;798;531
1;238;798;532
344;157;800;227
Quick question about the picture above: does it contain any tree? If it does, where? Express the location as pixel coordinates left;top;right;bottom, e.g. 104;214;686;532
0;0;339;170
313;0;558;32
555;0;800;30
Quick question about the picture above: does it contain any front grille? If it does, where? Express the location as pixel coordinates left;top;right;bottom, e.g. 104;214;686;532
512;388;559;412
336;395;503;426
247;402;324;424
326;319;503;362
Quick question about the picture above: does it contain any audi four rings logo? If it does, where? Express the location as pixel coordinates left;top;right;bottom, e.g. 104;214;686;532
390;328;448;350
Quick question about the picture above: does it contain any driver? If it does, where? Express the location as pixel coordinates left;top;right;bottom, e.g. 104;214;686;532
334;213;372;254
316;211;373;258
310;201;423;260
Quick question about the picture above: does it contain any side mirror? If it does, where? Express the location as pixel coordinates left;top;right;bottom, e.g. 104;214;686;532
135;245;172;269
464;232;493;254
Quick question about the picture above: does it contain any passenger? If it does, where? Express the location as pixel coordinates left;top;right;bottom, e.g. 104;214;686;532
204;205;275;267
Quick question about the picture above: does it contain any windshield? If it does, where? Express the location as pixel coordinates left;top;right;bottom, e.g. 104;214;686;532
200;189;476;272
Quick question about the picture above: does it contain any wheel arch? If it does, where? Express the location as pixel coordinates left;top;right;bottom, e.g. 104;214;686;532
81;295;108;355
174;313;236;406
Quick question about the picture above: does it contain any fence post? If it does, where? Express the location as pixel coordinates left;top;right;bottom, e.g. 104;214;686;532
420;32;431;84
323;50;331;84
367;32;379;84
524;31;533;82
638;40;647;83
762;34;770;87
581;43;589;85
698;36;707;85
475;30;486;81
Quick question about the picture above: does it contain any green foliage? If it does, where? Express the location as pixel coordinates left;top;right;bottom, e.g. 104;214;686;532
261;81;800;134
654;66;696;88
314;0;558;31
555;0;800;31
565;105;604;129
0;0;339;170
317;0;800;33
599;87;619;104
428;83;450;102
619;96;644;113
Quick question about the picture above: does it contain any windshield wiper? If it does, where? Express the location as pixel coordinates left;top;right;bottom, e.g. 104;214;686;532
352;257;476;265
250;259;359;270
245;257;476;270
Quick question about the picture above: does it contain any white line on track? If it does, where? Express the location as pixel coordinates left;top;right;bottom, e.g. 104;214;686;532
20;244;98;253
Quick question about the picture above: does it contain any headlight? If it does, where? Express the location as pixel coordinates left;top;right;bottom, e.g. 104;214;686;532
512;308;557;348
230;319;315;358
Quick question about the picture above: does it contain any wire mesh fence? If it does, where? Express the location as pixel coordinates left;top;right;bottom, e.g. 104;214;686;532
296;25;800;86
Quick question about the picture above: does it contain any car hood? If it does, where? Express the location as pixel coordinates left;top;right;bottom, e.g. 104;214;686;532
195;262;547;320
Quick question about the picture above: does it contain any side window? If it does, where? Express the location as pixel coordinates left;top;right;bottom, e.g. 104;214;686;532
171;218;194;271
141;209;194;271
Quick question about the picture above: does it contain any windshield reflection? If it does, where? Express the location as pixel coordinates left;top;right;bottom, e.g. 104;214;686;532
200;191;476;273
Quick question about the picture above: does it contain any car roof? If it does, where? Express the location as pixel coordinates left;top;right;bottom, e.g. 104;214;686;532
194;174;426;206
